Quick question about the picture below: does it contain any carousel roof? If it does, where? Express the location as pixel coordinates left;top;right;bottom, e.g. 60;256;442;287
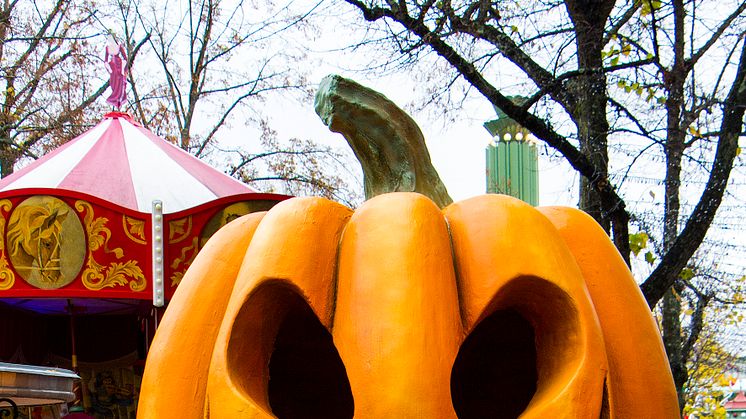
727;391;746;411
0;112;256;213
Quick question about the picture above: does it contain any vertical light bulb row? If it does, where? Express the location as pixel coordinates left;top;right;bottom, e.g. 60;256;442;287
152;200;165;307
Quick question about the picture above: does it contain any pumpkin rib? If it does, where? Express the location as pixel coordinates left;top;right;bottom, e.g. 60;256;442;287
333;192;463;418
139;192;678;418
206;197;353;418
137;211;266;419
443;194;607;418
539;206;680;418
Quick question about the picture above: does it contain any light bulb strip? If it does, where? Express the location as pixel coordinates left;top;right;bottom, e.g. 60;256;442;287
152;200;165;307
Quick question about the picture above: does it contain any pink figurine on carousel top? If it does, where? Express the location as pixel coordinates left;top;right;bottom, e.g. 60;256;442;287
104;39;128;109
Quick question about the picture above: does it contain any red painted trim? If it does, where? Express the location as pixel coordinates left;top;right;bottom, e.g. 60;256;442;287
103;111;140;126
164;192;290;219
0;288;152;299
0;188;151;218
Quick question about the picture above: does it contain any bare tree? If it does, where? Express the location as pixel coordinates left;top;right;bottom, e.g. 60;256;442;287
0;0;107;176
105;0;361;203
121;0;307;152
230;120;363;207
332;0;746;409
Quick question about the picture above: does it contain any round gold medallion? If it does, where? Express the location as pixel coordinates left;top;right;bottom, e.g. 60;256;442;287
6;196;86;289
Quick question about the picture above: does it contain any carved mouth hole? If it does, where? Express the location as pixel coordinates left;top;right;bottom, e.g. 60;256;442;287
450;309;537;419
268;293;353;419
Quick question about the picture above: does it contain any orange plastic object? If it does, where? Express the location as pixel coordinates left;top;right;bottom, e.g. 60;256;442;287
138;212;266;415
538;206;679;417
138;193;679;418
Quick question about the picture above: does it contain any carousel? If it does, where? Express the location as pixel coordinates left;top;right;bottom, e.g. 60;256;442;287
0;109;286;417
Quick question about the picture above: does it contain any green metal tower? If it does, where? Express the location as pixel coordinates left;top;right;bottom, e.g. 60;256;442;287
484;99;539;206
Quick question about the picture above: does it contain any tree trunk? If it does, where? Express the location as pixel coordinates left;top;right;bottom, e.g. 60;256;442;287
660;0;689;411
661;144;685;404
662;285;687;411
0;126;16;177
565;0;614;233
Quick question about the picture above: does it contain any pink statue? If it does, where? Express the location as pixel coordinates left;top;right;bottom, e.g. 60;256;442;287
104;40;128;109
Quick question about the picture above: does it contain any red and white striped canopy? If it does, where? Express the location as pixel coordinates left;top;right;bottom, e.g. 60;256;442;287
0;112;256;213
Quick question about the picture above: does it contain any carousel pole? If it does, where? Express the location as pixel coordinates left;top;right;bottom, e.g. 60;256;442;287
67;299;83;412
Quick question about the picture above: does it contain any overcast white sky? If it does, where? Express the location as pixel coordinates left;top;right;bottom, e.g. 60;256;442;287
259;61;580;207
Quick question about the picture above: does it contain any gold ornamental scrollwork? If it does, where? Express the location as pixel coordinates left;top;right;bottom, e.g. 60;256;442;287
169;236;199;287
0;199;15;290
170;271;184;287
76;200;146;291
168;217;192;244
123;215;147;245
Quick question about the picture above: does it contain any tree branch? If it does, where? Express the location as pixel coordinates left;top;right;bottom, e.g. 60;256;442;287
640;39;746;307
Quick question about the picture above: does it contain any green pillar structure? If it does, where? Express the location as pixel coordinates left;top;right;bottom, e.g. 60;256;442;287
484;100;539;206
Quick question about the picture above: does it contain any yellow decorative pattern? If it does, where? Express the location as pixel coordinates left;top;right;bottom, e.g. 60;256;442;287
0;199;15;290
169;236;199;287
170;271;184;287
76;200;146;291
123;215;147;245
168;217;192;244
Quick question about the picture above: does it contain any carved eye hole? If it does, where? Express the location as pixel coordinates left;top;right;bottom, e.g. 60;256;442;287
227;281;353;419
451;309;538;418
268;293;353;419
451;276;580;419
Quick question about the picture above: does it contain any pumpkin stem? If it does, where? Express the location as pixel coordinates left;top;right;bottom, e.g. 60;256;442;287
315;74;453;208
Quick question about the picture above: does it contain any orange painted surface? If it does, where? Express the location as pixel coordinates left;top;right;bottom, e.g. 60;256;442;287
137;211;265;418
539;206;680;417
206;197;352;418
139;193;678;418
444;195;607;418
333;193;462;418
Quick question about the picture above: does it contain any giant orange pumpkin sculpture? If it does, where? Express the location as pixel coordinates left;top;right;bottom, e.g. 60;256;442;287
138;193;679;418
